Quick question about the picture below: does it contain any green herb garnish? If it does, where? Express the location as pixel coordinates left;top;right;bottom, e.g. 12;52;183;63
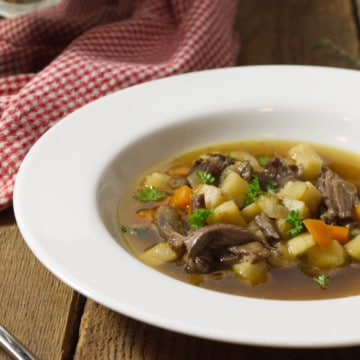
286;210;303;237
134;186;167;202
196;170;216;185
243;176;263;206
188;208;214;229
120;224;148;237
256;155;269;166
313;274;329;289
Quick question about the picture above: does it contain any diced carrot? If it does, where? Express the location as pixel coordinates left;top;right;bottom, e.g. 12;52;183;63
169;185;192;209
303;219;332;248
355;204;360;224
326;224;350;244
168;166;190;177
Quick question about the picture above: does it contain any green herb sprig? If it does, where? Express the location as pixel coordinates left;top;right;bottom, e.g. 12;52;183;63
133;186;167;202
286;210;303;237
243;176;263;206
188;208;214;229
196;170;216;185
313;274;329;289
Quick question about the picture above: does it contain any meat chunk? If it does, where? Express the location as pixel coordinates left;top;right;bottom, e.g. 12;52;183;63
255;213;280;244
317;167;359;224
183;223;269;273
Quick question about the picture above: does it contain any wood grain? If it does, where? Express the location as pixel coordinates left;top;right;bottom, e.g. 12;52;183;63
0;208;80;360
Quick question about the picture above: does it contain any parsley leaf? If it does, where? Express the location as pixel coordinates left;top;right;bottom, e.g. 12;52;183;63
188;208;214;229
134;186;167;202
196;170;216;185
256;154;269;166
313;274;329;289
243;176;263;206
286;210;303;237
120;225;148;237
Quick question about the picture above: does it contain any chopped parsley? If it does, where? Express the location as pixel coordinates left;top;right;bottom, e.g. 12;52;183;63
188;208;214;229
243;176;263;206
256;154;269;166
120;225;148;237
196;170;216;185
134;186;167;202
286;210;303;237
313;274;329;289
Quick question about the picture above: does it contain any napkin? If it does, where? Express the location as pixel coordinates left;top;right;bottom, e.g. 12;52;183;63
0;0;240;211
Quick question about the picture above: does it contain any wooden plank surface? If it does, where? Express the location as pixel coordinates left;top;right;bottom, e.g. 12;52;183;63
1;1;360;359
0;208;82;360
74;1;360;359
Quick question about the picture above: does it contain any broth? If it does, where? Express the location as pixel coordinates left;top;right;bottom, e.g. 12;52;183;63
118;139;360;300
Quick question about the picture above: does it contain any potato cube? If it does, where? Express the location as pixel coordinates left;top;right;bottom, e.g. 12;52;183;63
282;197;310;219
193;184;226;209
276;218;293;239
232;261;268;286
220;171;249;206
241;202;261;222
288;144;323;180
278;180;322;214
287;233;316;256
344;235;360;261
307;240;346;268
230;151;262;171
144;172;172;191
208;200;247;226
140;242;178;266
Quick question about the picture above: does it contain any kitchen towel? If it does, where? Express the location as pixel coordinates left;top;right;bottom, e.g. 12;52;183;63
0;0;240;210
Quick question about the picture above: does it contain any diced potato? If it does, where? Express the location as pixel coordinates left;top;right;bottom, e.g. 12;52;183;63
344;235;360;261
287;233;316;256
207;200;247;226
256;193;279;211
275;218;293;239
241;202;261;222
140;242;178;266
144;172;172;191
220;171;249;206
278;180;322;214
288;144;323;180
306;240;346;268
282;197;310;219
232;261;268;286
193;184;226;209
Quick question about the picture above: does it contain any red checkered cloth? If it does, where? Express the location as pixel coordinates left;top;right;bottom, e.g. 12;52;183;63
0;0;240;211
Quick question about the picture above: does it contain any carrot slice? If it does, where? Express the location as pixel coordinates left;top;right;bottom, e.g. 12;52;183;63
326;224;350;244
169;185;192;209
303;219;332;248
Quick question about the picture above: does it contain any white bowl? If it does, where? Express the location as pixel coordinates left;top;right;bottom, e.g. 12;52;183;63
13;65;360;348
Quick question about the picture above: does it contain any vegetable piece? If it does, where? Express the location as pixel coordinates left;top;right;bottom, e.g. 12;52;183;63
257;193;288;219
344;234;360;261
188;208;214;229
196;170;216;185
207;200;247;226
134;186;167;202
306;240;346;268
140;242;178;266
285;210;303;237
278;180;322;214
313;274;329;289
144;172;172;190
326;224;350;244
288;144;323;180
193;184;226;209
220;171;249;206
303;219;332;248
282;197;310;219
241;202;261;222
243;176;262;206
232;261;268;286
287;233;316;256
169;185;192;209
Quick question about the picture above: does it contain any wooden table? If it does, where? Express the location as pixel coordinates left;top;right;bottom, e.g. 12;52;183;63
1;1;360;359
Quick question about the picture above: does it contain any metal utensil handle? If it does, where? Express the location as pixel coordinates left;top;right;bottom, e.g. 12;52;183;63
0;324;38;360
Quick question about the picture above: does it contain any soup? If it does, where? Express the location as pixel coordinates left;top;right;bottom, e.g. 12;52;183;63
118;139;360;300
